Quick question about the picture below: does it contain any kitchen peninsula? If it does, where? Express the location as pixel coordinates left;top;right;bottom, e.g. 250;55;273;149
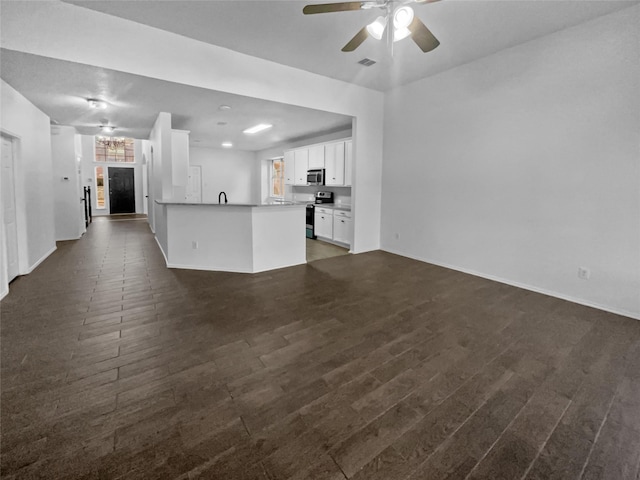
154;201;305;273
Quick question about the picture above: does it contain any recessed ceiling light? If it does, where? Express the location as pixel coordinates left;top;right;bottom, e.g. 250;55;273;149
219;105;232;111
88;98;107;109
221;141;233;148
100;125;115;133
243;123;273;135
217;121;227;126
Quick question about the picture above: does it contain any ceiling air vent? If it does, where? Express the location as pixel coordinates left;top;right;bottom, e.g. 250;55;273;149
357;58;376;67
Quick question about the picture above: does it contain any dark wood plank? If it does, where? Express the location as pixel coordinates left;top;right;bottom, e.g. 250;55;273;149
1;215;639;479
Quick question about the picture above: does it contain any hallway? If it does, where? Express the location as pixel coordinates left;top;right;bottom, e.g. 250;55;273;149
1;218;639;479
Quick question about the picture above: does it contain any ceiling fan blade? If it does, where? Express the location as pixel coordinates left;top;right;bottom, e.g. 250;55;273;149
408;16;439;52
342;26;369;52
303;2;364;14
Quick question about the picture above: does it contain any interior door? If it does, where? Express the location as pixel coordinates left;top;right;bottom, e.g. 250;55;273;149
1;134;19;281
108;167;135;214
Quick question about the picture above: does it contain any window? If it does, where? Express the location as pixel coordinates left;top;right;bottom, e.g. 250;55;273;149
95;166;106;209
95;137;135;163
270;158;284;198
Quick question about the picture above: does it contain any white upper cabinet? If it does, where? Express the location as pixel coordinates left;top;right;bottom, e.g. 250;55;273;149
344;140;353;187
284;137;351;187
325;141;345;186
294;148;309;185
308;145;325;169
284;150;295;185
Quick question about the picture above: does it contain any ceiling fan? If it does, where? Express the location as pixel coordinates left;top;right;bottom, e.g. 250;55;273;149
303;0;440;53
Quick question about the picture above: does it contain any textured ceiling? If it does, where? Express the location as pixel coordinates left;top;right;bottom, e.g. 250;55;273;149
0;50;351;150
67;0;638;91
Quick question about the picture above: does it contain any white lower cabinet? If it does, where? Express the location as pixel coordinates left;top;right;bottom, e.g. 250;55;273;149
332;211;352;245
314;207;333;239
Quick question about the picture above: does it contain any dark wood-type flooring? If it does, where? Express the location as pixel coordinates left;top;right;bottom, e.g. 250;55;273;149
2;217;639;479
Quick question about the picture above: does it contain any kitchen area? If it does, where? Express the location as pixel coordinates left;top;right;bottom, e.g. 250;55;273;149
137;87;358;274
150;114;355;274
279;137;354;259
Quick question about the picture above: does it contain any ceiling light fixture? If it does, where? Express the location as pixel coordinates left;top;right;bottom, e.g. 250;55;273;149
221;141;233;148
100;125;115;133
393;6;414;42
366;16;387;40
87;98;107;109
243;123;273;135
219;105;232;111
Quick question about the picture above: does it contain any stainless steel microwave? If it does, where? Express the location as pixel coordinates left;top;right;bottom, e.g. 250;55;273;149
307;169;325;186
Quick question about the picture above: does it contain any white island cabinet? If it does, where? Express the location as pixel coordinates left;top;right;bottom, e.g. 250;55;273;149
155;201;305;273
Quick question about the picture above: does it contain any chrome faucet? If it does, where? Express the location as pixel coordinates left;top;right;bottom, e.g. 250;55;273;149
218;191;228;204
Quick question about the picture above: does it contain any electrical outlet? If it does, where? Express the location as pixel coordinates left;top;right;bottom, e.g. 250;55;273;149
192;241;198;249
577;267;590;280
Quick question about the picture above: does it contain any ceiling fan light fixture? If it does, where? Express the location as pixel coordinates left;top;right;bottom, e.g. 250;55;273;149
366;16;387;40
393;6;414;29
393;26;411;42
100;125;115;133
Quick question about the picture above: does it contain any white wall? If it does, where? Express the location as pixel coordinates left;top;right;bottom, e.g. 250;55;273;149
0;1;384;254
51;125;83;240
381;6;640;319
0;79;56;298
189;147;258;204
171;130;190;200
149;113;173;248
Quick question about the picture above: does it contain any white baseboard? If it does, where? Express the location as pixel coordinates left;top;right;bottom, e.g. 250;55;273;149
154;236;169;266
165;262;254;274
253;260;307;274
56;235;82;242
382;247;640;321
26;245;57;274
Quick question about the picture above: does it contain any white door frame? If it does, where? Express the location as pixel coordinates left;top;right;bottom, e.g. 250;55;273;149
1;131;22;287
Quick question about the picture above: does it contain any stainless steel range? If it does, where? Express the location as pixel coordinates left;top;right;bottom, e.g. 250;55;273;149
306;191;334;239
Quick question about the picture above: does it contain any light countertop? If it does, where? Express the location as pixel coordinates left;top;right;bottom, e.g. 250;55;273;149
155;200;304;208
314;204;352;212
